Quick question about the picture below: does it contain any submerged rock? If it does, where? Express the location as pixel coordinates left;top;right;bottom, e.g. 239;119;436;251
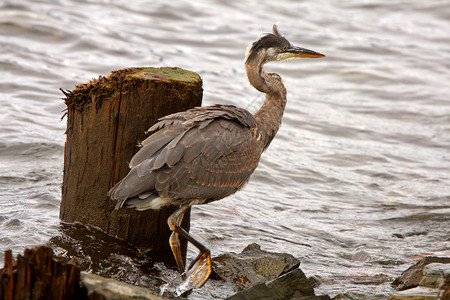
212;243;300;289
81;272;167;300
420;263;450;289
389;257;450;300
392;256;450;291
226;268;330;300
387;286;442;300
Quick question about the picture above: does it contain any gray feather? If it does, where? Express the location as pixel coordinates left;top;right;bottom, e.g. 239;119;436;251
108;104;263;210
130;126;184;168
108;164;157;203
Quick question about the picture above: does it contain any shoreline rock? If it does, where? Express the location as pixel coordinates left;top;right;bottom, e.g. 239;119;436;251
226;268;330;300
81;272;166;300
212;243;329;299
389;256;450;299
212;243;300;289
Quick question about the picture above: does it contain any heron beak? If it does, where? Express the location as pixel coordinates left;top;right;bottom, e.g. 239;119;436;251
287;46;325;58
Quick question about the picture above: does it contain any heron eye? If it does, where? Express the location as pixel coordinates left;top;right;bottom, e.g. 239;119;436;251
282;46;288;52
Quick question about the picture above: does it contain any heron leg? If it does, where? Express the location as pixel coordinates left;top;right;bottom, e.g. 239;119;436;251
168;204;189;276
169;232;185;277
167;203;212;288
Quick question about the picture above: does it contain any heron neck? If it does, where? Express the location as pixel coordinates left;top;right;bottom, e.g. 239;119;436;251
245;58;287;150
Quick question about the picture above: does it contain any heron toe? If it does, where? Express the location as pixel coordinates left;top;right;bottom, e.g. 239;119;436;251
186;252;212;288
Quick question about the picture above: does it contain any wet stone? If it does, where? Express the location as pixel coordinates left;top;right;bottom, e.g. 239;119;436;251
351;250;372;262
420;263;450;289
392;256;450;291
212;243;300;289
226;269;330;300
387;286;441;300
389;257;450;300
80;272;167;300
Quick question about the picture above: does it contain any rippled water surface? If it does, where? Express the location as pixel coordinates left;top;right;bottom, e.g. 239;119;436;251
1;0;449;298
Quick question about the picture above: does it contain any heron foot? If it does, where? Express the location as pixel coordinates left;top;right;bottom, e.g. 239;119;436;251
184;251;212;288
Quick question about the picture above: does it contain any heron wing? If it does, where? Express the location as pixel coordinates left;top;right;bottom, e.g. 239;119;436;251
129;104;250;168
129;123;185;168
155;117;262;200
108;104;262;207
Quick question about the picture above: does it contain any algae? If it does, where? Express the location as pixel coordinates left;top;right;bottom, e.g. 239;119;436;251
62;67;202;111
130;67;201;83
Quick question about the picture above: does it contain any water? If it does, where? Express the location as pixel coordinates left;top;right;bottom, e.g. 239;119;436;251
1;0;449;298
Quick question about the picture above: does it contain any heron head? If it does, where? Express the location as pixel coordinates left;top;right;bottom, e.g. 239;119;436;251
245;24;325;65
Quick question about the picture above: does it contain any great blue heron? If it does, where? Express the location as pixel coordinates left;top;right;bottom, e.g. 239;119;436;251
108;25;324;288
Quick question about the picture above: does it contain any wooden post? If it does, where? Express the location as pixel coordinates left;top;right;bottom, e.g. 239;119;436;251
60;67;203;266
0;246;83;300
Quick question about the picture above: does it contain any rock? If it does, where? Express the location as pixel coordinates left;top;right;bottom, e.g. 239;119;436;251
351;251;372;262
392;256;450;291
387;286;441;300
80;272;167;300
389;257;450;300
212;243;300;289
419;263;450;289
213;244;330;299
226;268;330;300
